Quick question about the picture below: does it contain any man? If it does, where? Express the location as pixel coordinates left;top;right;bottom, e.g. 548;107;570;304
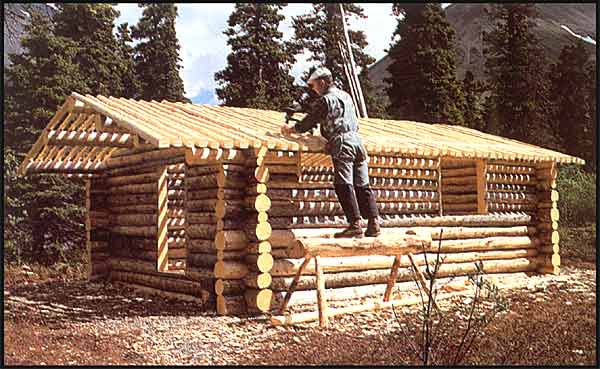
281;67;381;238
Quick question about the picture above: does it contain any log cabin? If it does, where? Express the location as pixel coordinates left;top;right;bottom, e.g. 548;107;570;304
18;92;583;315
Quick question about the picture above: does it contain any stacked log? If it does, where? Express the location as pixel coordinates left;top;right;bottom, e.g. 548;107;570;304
86;177;110;279
487;161;537;215
243;148;287;314
263;214;537;311
440;159;479;215
104;148;209;303
535;162;560;274
184;148;249;315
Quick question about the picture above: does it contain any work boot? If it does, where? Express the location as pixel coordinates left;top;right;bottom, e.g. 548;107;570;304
334;219;364;238
365;218;381;237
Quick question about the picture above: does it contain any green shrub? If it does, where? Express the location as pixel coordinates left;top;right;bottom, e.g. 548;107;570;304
556;165;596;226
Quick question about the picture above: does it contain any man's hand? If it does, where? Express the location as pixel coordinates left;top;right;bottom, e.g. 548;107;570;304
280;124;295;136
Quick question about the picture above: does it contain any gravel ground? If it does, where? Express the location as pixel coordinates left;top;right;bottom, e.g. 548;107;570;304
4;264;596;365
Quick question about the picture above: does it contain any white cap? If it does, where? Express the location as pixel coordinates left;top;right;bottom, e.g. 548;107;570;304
307;67;332;84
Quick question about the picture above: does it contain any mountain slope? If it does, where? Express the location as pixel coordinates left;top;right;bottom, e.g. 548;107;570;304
4;3;56;66
368;3;596;95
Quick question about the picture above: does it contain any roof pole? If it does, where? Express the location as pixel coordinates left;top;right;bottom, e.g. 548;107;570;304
339;4;368;118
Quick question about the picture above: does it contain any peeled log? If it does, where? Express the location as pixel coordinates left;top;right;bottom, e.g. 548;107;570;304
271;248;538;277
217;295;246;315
244;273;273;289
246;253;275;273
214;260;248;279
116;282;209;304
245;288;273;312
290;233;431;258
215;278;244;295
248;241;272;254
215;230;248;250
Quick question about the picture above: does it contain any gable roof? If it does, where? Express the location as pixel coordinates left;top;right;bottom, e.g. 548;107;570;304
18;92;584;175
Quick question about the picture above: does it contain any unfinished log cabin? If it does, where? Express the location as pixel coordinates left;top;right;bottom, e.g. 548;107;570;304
19;92;583;315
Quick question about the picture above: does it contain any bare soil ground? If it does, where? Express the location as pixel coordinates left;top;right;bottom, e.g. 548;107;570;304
3;225;596;365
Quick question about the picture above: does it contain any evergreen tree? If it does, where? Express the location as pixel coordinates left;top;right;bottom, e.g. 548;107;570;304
482;4;560;149
53;4;125;96
550;40;596;169
385;3;465;124
132;4;187;102
291;3;387;118
215;3;297;110
462;71;485;130
116;22;141;98
4;11;87;264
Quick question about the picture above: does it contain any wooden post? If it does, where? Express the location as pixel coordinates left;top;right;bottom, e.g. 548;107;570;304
157;166;169;272
314;256;328;327
383;255;402;302
475;159;488;214
280;256;312;313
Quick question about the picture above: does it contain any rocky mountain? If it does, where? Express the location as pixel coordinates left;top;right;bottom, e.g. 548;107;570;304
368;3;596;96
4;3;57;66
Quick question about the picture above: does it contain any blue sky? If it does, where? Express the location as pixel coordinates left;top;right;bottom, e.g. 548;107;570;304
116;4;450;105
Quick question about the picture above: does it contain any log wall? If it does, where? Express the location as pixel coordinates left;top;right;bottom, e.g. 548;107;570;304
184;149;250;315
99;148;209;302
86;177;110;279
440;158;479;215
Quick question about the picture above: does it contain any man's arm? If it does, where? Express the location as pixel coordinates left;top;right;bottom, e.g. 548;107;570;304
292;97;328;134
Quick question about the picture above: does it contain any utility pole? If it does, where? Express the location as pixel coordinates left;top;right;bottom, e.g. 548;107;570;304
337;4;368;118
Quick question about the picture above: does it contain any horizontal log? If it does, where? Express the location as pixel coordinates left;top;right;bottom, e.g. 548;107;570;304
217;295;246;315
265;188;439;202
115;281;209;304
109;204;157;215
105;156;185;177
488;203;536;212
112;214;156;227
187;188;245;201
290;233;431;258
106;172;161;187
443;193;478;204
110;258;158;274
267;200;439;217
185;267;215;283
110;270;206;296
243;273;273;289
110;226;156;237
270;226;535;248
186;215;241;229
109;183;156;195
267;179;438;191
443;184;477;194
246;253;275;273
187;250;246;268
215;278;245;295
442;167;477;177
105;147;186;169
442;203;478;212
245;288;273;313
107;193;158;206
185;164;247;177
536;221;558;232
214;260;248;279
186;175;247;190
247;241;272;254
442;176;476;186
487;192;537;204
187;199;244;216
270;245;538;276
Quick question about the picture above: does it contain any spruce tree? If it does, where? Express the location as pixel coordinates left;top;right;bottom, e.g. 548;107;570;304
132;4;187;102
116;22;141;99
53;4;125;96
550;40;596;169
482;4;560;149
291;3;387;118
462;71;485;130
215;4;297;110
4;11;87;264
385;3;465;124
